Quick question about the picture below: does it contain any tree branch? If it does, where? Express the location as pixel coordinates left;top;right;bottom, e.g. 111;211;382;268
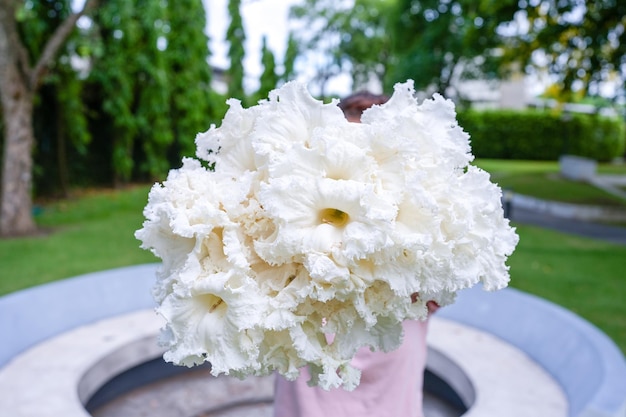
0;0;31;86
29;0;99;90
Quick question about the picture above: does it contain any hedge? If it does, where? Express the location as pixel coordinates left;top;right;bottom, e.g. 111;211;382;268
457;109;626;161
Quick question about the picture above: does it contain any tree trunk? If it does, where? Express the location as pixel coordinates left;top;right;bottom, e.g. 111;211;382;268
0;2;37;236
0;0;98;237
0;83;36;236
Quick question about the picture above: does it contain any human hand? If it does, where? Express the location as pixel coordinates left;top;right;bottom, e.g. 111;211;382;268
426;300;440;315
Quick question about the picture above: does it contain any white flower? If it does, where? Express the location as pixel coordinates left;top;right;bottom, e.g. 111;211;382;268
136;80;519;390
257;175;395;257
135;158;234;302
159;271;267;376
195;99;259;175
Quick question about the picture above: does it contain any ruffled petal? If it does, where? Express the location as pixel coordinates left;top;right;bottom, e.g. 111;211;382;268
137;79;518;391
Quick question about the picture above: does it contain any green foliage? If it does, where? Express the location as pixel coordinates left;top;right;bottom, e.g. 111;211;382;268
16;1;92;196
289;0;392;95
16;0;71;63
386;0;507;94
335;0;392;88
289;0;347;95
55;69;91;155
253;36;279;102
497;0;626;99
281;32;299;83
88;0;215;182
133;0;173;179
33;70;92;197
287;0;625;102
165;0;214;158
3;0;222;203
226;0;246;99
89;1;142;183
458;109;626;161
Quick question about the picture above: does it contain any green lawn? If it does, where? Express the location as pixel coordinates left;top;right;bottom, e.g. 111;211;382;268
0;185;156;294
1;160;625;354
474;159;626;207
508;224;626;352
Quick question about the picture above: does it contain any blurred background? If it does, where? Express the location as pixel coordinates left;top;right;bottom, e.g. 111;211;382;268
1;0;625;352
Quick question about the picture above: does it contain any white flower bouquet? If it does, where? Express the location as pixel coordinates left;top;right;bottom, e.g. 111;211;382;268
136;80;519;390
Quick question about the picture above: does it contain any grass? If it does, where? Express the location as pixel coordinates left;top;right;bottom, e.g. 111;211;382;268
473;159;626;207
508;224;626;353
0;185;156;294
1;160;625;354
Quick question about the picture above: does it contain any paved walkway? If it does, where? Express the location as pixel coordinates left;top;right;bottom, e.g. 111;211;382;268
508;173;626;245
0;310;568;417
510;205;626;245
590;174;626;200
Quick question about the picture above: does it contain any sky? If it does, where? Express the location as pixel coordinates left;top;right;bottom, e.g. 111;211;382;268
204;0;292;73
204;0;291;93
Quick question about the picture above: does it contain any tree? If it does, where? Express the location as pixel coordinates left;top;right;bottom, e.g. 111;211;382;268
89;0;213;183
89;0;141;185
0;0;98;237
281;31;299;84
226;0;246;99
289;0;394;96
165;0;215;159
254;36;279;102
335;0;393;90
34;57;91;198
497;0;626;101
19;0;91;198
289;0;347;97
386;0;507;97
134;0;173;178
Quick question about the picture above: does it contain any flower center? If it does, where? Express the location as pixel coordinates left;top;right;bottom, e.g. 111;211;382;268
200;293;227;315
319;208;350;227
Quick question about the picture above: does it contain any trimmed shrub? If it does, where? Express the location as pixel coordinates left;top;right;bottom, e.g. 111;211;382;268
457;109;625;161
